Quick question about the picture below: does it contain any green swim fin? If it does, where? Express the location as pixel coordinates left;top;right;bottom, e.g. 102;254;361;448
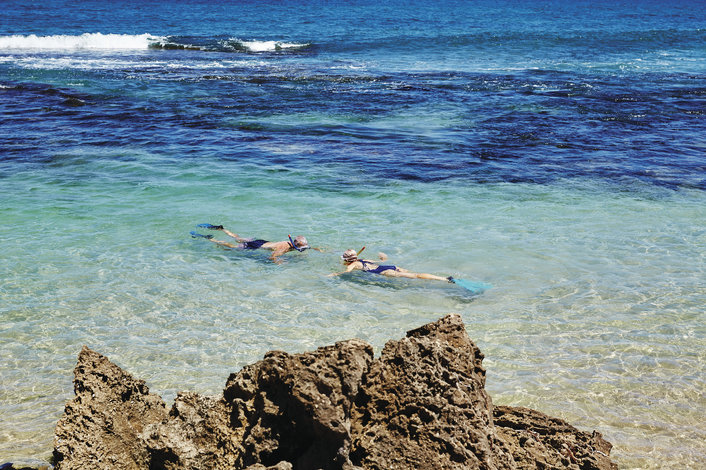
448;277;491;294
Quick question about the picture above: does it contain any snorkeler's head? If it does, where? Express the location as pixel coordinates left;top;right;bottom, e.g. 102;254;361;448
291;235;310;251
341;249;358;263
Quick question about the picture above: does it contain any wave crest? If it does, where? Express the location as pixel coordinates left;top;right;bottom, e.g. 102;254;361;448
0;33;310;54
0;33;161;50
237;40;308;53
151;37;310;53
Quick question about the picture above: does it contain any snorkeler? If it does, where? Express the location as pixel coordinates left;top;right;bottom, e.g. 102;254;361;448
191;224;315;262
329;248;453;282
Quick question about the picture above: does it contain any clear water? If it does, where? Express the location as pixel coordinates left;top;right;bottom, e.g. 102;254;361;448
1;1;704;467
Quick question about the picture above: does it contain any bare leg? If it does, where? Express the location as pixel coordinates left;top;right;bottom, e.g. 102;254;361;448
383;270;448;282
207;238;239;249
221;228;248;242
415;273;448;281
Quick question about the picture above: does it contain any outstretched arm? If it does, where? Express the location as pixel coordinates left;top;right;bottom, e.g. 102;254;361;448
327;263;358;277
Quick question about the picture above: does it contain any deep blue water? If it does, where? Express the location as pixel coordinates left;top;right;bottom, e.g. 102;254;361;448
1;0;705;467
2;0;705;189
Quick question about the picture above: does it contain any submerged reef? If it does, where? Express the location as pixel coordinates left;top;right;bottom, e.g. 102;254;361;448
52;314;616;469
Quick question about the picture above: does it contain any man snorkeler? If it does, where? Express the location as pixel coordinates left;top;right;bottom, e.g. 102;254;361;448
191;224;316;263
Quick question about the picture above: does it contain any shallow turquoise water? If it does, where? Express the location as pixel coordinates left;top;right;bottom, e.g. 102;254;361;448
1;154;704;467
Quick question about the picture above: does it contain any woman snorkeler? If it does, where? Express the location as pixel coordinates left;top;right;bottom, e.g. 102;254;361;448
329;248;453;282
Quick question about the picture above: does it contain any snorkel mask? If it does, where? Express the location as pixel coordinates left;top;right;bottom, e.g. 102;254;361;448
341;246;365;263
288;234;310;252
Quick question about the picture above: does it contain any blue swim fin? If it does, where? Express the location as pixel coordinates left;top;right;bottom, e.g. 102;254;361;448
449;277;491;294
190;231;213;239
196;223;223;230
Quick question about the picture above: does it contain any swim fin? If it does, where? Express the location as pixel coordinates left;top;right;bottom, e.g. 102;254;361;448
190;231;213;239
196;223;223;230
448;277;491;294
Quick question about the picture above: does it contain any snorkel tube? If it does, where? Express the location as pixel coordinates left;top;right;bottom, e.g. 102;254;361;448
288;234;308;252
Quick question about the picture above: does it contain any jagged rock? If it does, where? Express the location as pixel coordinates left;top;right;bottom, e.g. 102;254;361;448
53;346;169;469
52;314;617;470
222;339;374;469
141;392;233;469
348;314;515;469
244;463;293;470
493;406;616;470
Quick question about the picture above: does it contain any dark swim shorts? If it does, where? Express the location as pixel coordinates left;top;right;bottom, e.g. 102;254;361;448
242;239;268;250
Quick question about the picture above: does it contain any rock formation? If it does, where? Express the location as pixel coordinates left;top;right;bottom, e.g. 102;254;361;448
52;314;617;469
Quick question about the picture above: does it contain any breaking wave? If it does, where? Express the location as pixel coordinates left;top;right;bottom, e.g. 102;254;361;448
151;37;311;53
0;33;310;53
0;33;161;50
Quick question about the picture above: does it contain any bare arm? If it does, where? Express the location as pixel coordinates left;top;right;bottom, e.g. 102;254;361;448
269;244;291;263
327;262;359;277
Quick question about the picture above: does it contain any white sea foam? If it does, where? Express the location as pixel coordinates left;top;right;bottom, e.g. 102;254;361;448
239;40;307;52
0;33;162;50
0;33;308;55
